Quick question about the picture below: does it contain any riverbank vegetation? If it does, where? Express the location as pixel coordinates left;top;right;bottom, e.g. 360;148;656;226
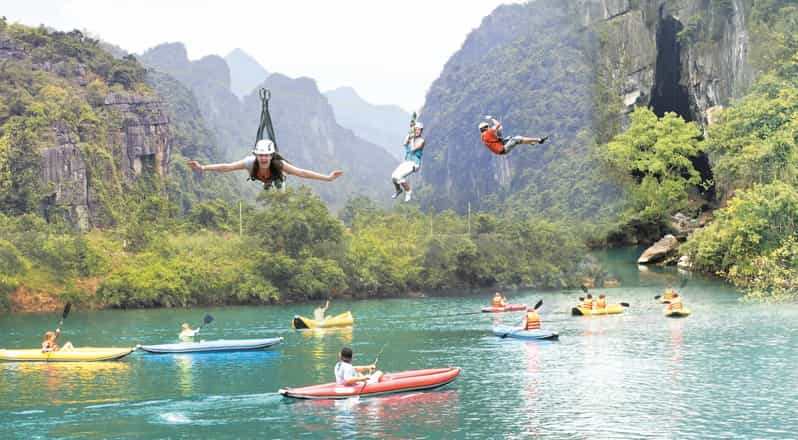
0;188;589;310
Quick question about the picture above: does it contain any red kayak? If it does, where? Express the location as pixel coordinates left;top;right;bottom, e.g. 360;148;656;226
481;304;527;313
279;367;461;400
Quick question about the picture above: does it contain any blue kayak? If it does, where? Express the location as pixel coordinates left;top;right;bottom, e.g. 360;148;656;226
138;337;283;354
493;325;558;341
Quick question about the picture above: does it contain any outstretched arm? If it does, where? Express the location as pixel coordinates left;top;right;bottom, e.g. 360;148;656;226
486;115;502;132
283;162;343;182
187;160;247;173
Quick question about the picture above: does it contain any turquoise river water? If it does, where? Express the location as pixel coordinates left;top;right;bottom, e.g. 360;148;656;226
1;252;797;439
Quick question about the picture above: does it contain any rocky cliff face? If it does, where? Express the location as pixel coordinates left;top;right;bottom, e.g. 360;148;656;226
140;43;248;161
40;92;171;228
0;28;173;229
418;0;755;216
577;0;752;125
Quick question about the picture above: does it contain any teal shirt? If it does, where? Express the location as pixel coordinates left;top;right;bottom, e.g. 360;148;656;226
405;137;424;166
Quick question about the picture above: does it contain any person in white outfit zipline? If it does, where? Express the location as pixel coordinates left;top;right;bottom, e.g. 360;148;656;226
391;122;425;202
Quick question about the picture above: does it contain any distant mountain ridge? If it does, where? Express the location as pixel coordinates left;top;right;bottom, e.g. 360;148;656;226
324;87;411;160
225;48;269;100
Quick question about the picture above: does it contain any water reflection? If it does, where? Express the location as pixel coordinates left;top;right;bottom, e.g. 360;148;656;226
0;361;131;406
287;390;460;438
174;355;194;396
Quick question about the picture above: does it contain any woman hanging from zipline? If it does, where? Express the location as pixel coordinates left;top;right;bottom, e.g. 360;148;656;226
187;139;342;186
187;88;342;187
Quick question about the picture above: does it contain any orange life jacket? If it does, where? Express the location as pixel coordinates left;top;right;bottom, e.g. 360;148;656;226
597;298;607;309
525;311;541;330
668;298;684;310
481;128;505;155
583;299;594;309
492;296;505;307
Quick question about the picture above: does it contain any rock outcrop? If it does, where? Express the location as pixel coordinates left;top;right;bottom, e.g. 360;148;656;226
580;0;752;125
638;234;679;264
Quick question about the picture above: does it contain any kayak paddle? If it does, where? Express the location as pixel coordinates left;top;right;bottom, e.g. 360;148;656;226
58;302;72;329
500;300;542;338
196;314;214;335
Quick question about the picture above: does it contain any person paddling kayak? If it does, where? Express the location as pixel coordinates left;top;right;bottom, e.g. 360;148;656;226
179;323;199;341
596;294;607;310
41;329;74;353
492;292;507;308
663;284;677;302
582;294;594;310
521;307;541;330
335;347;383;386
314;300;330;322
667;293;685;311
479;116;548;155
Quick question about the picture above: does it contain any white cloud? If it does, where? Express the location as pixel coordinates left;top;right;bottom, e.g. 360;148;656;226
4;0;522;111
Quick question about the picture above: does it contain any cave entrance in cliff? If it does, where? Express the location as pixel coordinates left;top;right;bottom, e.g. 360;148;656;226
650;12;716;202
650;14;692;121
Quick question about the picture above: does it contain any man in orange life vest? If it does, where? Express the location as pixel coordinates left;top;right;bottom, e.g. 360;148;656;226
582;294;594;310
667;293;685;311
492;292;507;308
479;116;548;155
596;294;607;310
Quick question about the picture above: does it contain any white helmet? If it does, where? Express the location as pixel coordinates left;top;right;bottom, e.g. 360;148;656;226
252;139;276;155
478;122;489;131
414;122;424;130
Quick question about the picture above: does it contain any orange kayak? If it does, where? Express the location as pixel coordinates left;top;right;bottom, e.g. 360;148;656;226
279;367;461;400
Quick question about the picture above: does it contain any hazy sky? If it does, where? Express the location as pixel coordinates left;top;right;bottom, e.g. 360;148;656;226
4;0;522;111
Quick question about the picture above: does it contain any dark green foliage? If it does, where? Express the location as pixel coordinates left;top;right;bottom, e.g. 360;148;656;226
601;108;706;239
681;1;798;301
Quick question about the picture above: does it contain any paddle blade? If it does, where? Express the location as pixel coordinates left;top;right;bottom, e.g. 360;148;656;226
580;285;589;294
620;302;630;307
533;299;543;310
62;302;72;320
578;296;584;302
203;314;214;325
654;295;661;300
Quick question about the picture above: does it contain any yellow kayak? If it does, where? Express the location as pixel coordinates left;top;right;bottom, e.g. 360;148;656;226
664;308;691;318
0;347;135;362
292;311;354;329
571;304;625;316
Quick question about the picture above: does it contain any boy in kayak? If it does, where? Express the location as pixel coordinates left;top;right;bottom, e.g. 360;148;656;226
179;323;199;341
335;347;383;386
582;294;594;310
314;300;330;322
479;116;548;155
492;292;507;308
41;329;74;353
